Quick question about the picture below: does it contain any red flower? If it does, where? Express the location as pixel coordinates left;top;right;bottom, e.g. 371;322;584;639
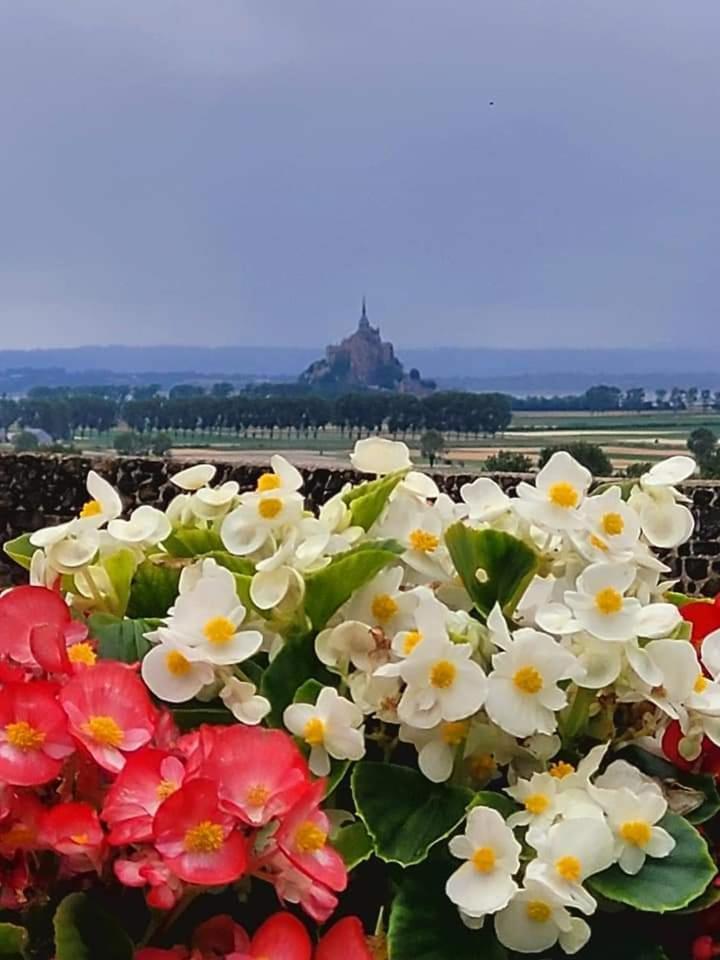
60;662;156;773
191;915;250;955
153;778;247;886
662;721;720;776
102;748;185;845
135;951;188;960
263;851;338;923
0;585;72;666
316;918;374;960
0;793;44;856
682;595;720;651
115;850;183;909
240;912;312;960
40;801;105;870
276;782;346;894
198;726;310;827
0;682;75;785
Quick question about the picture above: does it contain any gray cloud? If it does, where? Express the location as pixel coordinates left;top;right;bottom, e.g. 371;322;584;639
0;0;718;349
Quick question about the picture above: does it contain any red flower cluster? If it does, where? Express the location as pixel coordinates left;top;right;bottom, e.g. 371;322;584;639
682;594;720;652
136;911;375;960
0;586;346;921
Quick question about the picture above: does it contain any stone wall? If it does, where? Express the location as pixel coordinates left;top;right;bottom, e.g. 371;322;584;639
0;453;718;597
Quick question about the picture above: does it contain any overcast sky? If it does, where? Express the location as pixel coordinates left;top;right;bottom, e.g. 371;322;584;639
0;1;718;350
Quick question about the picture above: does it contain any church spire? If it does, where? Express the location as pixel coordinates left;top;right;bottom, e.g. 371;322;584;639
359;296;370;330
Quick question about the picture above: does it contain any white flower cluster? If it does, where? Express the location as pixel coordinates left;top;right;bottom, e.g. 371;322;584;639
25;439;715;954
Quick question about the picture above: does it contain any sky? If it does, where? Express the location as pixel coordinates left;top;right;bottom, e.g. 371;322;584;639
0;1;719;351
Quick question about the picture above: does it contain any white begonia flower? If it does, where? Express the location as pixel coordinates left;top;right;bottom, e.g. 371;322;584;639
526;817;615;915
170;463;217;491
283;686;365;776
515;452;592;531
576;486;641;560
219;677;271;725
563;561;680;643
702;629;720;678
155;560;262;666
460;477;513;524
250;521;332;611
592;759;664;801
165;492;195;527
342;565;418;635
515;575;557;628
644;638;720;724
107;505;172;548
315;620;378;674
375;495;454;582
141;640;215;703
254;454;304;493
505;772;561;842
220;490;304;556
399;719;471;783
78;470;123;526
350;436;412;475
485;629;583;738
29;548;58;588
381;629;488;729
641;456;696;488
446;806;521;921
494;881;591;956
399;470;440;502
387;587;452;665
594;786;675;875
30;519;101;574
348;673;402;722
565;632;624;689
191;481;240;521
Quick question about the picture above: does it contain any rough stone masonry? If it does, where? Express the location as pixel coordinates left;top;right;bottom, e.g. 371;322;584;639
0;453;718;597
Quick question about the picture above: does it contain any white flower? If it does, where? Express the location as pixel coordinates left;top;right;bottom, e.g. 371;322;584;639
348;673;401;722
494;881;591;956
576;487;641;560
283;686;365;776
702;628;720;678
170;463;217;491
460;477;512;524
141;641;215;703
515;452;592;531
446;806;521;920
563;562;680;643
221;490;304;556
644;638;720;724
399;719;471;783
386;587;452;666
526;817;615;915
400;470;440;501
592;759;664;800
315;621;378;674
350;436;411;475
485;629;582;738
506;772;561;841
30;518;101;574
191;481;240;521
375;496;454;582
386;632;488;729
641;456;696;488
108;505;172;548
595;786;675;875
627;457;696;549
219;677;271;725
155;560;263;665
78;471;123;526
253;455;304;493
250;523;331;610
342;566;418;635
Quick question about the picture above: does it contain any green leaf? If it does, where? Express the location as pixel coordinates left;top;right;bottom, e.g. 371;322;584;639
665;590;706;608
203;550;255;576
171;702;234;731
126;560;181;619
444;523;538;618
468;790;517;818
333;820;374;870
101;549;137;617
88;613;155;664
343;469;408;530
352;761;472;866
3;533;35;571
0;922;28;958
304;541;401;630
54;892;134;960
388;858;507;960
622;746;720;824
162;527;225;557
588;813;716;912
260;631;333;726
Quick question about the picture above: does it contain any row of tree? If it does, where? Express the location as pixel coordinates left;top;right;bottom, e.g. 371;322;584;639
513;385;720;412
0;390;514;442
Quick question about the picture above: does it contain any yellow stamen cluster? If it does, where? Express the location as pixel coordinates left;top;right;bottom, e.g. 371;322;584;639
166;649;192;675
83;715;124;748
303;717;325;747
555;855;582;882
409;529;440;553
620;820;651;847
601;512;625;536
595;586;623;616
68;642;97;666
694;674;710;694
403;630;423;655
429;659;457;689
513;665;543;694
526;900;552;923
549;761;575;780
184;820;224;854
257;497;283;520
156;779;179;801
294;821;327;854
202;616;235;647
257;473;281;492
524;793;550;816
246;784;271;807
471;846;496;873
548;482;579;509
441;721;469;746
5;721;46;751
79;499;103;518
371;593;399;624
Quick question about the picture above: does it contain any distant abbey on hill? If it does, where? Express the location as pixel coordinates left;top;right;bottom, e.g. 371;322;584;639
299;299;434;394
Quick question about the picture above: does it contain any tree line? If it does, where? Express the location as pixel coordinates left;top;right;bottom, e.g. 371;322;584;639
513;384;720;412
